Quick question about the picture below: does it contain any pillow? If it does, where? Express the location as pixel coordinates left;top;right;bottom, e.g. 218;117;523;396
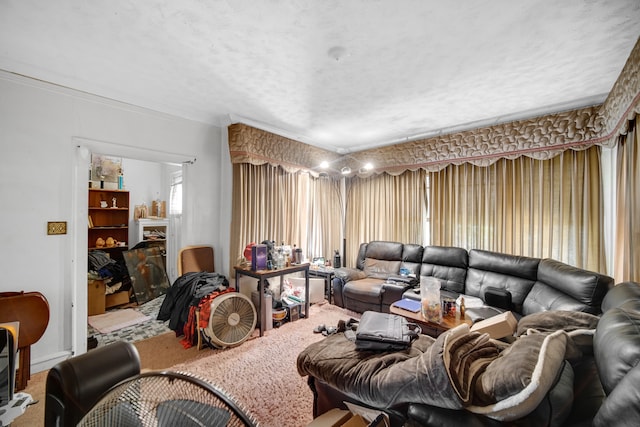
467;330;568;422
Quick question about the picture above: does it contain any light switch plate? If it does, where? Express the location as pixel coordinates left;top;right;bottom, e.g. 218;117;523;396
47;221;67;235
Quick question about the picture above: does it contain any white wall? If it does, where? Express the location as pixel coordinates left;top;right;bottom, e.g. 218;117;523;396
0;71;232;372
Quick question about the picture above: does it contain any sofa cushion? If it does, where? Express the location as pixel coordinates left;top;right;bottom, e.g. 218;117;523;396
420;246;468;293
465;250;540;312
401;243;424;275
468;330;571;422
524;258;612;315
364;241;404;261
593;306;640;395
363;258;401;279
334;268;367;282
601;281;640;312
593;303;640;427
343;278;386;304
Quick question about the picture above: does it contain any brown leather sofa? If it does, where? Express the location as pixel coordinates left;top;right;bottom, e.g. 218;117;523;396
332;241;613;319
298;281;640;426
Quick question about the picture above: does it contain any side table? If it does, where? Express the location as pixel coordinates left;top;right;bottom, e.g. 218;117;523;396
308;266;335;303
234;263;310;337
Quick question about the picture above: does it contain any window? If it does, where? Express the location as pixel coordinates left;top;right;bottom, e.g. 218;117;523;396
169;171;182;215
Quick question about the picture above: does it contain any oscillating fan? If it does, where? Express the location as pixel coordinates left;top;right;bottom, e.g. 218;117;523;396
201;293;257;348
78;371;257;427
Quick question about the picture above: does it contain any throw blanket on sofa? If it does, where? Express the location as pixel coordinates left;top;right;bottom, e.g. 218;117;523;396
298;315;588;422
297;324;500;410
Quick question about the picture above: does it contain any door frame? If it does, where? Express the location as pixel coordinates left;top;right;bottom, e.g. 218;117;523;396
71;137;195;356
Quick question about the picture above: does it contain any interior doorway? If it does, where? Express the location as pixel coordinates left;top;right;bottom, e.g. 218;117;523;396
72;138;195;356
86;155;181;317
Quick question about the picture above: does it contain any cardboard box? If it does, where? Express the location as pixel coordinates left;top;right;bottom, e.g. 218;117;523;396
470;311;517;339
307;403;389;427
105;290;130;309
307;409;353;427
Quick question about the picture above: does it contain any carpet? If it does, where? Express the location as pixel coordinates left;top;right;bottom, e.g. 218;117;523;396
88;308;152;334
170;302;360;427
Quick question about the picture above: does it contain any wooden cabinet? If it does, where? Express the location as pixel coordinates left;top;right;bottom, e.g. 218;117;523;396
88;189;129;260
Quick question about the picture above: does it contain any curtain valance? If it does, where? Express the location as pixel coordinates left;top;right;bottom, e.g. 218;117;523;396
228;38;640;176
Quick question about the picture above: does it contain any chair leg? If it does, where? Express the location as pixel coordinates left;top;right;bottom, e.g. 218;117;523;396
15;346;30;391
196;309;203;350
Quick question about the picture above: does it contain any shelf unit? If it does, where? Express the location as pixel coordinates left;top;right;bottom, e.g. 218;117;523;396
135;218;169;244
88;189;130;259
135;218;169;269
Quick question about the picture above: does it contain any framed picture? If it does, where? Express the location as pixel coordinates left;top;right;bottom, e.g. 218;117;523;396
91;154;122;183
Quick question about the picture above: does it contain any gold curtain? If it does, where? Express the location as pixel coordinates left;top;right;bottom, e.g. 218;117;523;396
344;170;427;267
614;117;640;282
308;176;343;263
229;163;342;272
430;147;605;272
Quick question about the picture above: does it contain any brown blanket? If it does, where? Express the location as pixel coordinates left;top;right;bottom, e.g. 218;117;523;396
297;324;500;410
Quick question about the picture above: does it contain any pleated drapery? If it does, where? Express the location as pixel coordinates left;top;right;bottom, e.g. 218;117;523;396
344;170;427;267
229;163;343;272
429;146;605;272
614;117;640;282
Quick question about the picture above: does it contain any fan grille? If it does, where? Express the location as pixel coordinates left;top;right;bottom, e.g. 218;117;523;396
78;371;257;427
203;293;257;348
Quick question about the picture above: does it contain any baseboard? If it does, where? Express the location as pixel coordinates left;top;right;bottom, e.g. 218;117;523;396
31;351;72;374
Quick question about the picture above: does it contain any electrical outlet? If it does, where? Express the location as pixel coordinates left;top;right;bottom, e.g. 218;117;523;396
47;221;67;235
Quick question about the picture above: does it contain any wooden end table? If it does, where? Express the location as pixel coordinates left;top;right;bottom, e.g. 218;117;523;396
390;301;472;337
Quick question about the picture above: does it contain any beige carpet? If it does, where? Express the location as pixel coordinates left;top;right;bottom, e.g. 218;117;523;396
88;308;151;334
171;302;357;426
12;302;358;427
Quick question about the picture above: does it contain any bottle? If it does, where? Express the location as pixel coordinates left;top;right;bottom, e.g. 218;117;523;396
333;250;341;268
460;297;466;319
117;169;124;190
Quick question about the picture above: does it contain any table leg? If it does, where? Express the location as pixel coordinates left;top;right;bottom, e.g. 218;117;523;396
258;278;265;337
305;270;310;319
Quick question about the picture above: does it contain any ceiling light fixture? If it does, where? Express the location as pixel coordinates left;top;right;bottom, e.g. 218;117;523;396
328;46;349;62
320;161;329;169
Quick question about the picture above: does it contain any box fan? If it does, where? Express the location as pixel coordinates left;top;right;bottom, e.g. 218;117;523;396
201;293;257;348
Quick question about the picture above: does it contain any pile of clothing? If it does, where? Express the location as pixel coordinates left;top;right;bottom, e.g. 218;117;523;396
88;250;131;294
157;271;231;348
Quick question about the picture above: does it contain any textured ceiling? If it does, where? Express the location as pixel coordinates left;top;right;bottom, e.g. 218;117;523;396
1;0;639;153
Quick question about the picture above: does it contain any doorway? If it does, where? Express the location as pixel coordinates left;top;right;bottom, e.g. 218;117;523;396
73;138;195;356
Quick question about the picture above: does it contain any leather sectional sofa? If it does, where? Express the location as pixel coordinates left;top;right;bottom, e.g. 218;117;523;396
332;241;613;320
298;280;640;426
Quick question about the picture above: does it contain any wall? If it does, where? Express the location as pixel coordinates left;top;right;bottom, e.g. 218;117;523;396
0;71;232;372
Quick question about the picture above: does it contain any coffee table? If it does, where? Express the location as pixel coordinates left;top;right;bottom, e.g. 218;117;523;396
390;300;472;337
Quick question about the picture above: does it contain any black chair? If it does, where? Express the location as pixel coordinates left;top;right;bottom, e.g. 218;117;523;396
45;341;141;427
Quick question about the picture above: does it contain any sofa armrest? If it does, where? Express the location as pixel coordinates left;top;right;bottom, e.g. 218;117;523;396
381;282;416;312
407;403;501;427
334;267;367;282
